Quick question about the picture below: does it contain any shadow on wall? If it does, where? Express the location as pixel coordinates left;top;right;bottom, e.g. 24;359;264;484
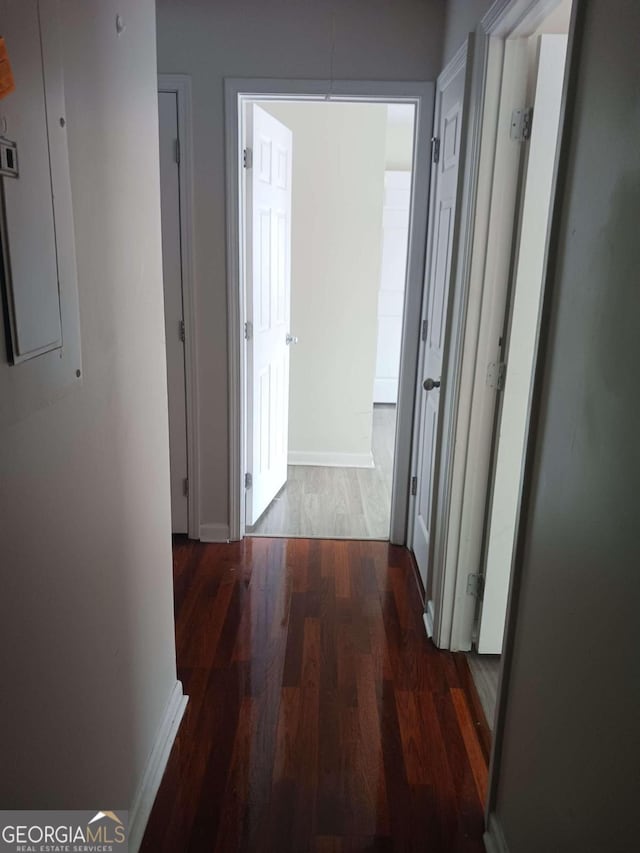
584;172;640;486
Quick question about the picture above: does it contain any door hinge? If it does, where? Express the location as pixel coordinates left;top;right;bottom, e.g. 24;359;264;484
243;147;253;169
467;573;485;599
183;477;189;497
421;318;428;342
411;475;418;496
244;320;253;340
486;361;507;391
431;136;440;164
245;472;253;489
179;319;185;342
175;137;181;164
510;107;533;142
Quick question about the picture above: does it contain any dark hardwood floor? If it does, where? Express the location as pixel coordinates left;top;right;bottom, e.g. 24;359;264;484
141;537;490;853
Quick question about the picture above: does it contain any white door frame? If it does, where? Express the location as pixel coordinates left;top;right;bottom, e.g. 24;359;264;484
478;32;568;655
158;75;200;540
426;0;575;652
224;78;435;543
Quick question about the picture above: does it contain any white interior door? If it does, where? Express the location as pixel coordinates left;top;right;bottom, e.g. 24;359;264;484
246;105;293;525
411;63;466;590
158;91;189;534
374;171;411;404
478;35;568;653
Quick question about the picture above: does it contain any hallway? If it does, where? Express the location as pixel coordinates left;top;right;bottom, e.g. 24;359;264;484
141;537;489;852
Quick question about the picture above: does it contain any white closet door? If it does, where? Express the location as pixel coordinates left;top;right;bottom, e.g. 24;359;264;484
478;35;568;653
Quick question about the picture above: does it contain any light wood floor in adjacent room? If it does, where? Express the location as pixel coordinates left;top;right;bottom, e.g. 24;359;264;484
248;405;397;539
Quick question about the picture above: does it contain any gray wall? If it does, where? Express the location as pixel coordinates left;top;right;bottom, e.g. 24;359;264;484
155;0;446;535
442;0;493;65
492;3;640;849
0;0;178;810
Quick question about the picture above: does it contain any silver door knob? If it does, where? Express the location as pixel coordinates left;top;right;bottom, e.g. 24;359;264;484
285;333;299;345
423;378;441;391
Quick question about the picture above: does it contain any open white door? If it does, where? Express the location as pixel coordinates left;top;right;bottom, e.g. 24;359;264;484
411;60;467;589
159;90;189;534
478;35;568;653
245;105;293;525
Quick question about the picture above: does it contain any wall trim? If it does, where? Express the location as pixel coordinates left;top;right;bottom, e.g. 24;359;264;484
482;0;561;38
224;77;435;543
288;450;374;469
483;813;510;853
158;75;200;540
199;523;231;543
129;681;188;853
439;40;468;88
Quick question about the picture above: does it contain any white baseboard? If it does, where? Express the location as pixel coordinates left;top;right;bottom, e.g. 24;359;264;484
199;522;230;542
288;450;375;468
483;813;509;853
129;681;188;853
423;599;435;638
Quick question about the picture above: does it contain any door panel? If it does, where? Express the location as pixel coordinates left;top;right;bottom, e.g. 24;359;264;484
478;35;568;653
246;105;292;525
158;91;188;533
411;62;466;590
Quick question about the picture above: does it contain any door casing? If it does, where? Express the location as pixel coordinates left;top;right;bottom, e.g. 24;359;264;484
224;79;435;543
477;33;568;655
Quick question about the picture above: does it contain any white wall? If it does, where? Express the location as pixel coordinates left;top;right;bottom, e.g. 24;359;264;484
257;101;386;464
155;0;446;531
385;105;415;171
442;0;494;65
491;3;640;849
0;0;178;813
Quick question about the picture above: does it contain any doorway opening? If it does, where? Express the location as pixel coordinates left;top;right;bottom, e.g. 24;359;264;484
226;80;435;544
244;99;414;540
